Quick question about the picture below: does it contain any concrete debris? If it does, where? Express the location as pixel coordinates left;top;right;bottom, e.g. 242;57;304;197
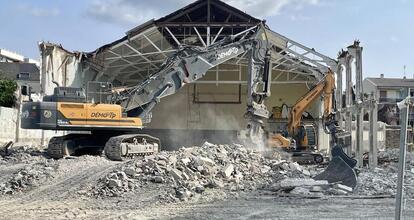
280;178;329;189
90;142;315;201
335;183;353;193
377;148;414;163
3;143;414;204
0;162;57;194
223;164;234;178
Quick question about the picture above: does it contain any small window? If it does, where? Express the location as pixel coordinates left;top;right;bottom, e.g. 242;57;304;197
17;72;30;80
379;90;387;98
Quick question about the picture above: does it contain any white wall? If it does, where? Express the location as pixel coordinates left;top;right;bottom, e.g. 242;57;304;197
318;121;386;153
0;106;56;147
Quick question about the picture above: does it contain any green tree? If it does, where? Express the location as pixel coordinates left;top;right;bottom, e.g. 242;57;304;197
0;78;17;107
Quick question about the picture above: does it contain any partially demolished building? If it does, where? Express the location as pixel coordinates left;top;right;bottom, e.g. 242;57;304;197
37;0;376;166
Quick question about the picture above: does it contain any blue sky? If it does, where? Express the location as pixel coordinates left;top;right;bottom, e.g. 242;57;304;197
0;0;412;78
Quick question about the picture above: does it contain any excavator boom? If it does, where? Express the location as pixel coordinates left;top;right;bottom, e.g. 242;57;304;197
287;69;335;136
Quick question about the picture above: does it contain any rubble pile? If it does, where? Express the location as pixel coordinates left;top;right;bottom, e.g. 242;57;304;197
90;142;314;201
377;148;414;163
0;144;45;163
356;167;398;196
0;162;58;194
353;148;414;197
356;162;414;197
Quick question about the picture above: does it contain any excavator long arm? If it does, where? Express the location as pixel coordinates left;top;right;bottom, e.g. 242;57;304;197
113;23;272;140
287;69;335;136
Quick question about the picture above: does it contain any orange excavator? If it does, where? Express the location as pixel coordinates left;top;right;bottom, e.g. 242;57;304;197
268;69;336;163
268;69;357;187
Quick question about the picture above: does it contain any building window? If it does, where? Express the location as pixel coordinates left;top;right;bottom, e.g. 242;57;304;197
17;72;30;80
379;90;387;98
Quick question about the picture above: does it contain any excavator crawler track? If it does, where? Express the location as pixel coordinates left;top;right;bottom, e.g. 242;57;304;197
104;134;160;161
48;136;66;159
47;135;76;159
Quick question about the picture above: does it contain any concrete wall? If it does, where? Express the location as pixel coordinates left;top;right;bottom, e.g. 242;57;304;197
385;125;413;148
39;43;97;95
0;106;56;147
316;121;387;153
148;76;316;131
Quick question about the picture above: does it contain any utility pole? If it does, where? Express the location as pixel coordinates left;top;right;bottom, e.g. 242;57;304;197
395;88;410;220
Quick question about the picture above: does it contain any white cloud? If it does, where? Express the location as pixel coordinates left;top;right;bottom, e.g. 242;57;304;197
86;0;320;25
18;4;59;17
223;0;319;17
86;0;192;25
289;14;311;21
390;36;399;43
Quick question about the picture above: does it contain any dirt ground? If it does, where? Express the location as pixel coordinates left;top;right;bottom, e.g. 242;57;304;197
0;150;413;220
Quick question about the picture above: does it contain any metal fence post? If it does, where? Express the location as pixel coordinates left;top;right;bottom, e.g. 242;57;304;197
395;88;410;220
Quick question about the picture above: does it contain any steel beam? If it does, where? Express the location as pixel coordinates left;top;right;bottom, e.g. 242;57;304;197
165;27;182;46
193;27;207;47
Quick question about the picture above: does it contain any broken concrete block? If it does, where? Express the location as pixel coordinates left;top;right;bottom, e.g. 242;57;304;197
169;168;183;181
223;164;234;178
198;156;215;166
280;163;290;171
156;160;167;167
157;154;168;161
302;169;311;176
268;183;281;192
261;165;271;173
153;176;164;183
196;165;204;172
108;179;122;188
124;168;136;177
135;168;143;174
175;187;192;199
217;145;228;154
168;155;177;166
108;173;118;180
195;185;205;193
210;179;224;188
181;158;191;165
202;142;215;148
280;178;329;189
290;187;311;195
331;188;348;195
183;167;196;180
310;186;323;192
181;171;190;180
117;171;129;180
288;162;302;172
335;183;353;193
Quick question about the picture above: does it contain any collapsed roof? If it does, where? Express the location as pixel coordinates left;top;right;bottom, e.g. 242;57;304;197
40;0;337;88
